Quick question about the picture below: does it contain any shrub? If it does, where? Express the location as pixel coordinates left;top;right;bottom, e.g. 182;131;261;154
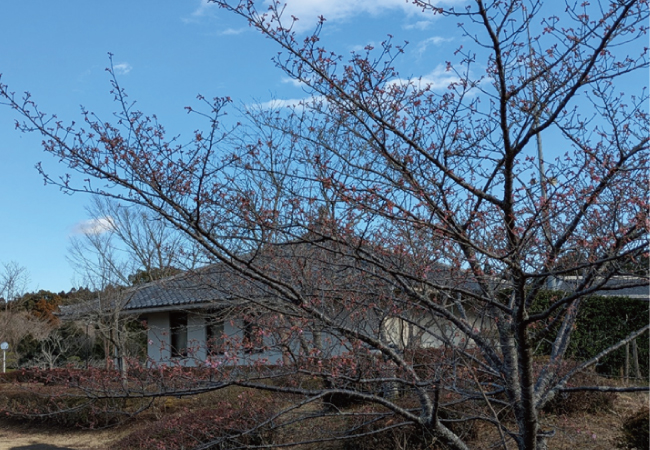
0;368;153;428
115;391;275;450
541;370;616;416
0;389;144;428
618;407;649;450
542;389;616;416
342;424;444;450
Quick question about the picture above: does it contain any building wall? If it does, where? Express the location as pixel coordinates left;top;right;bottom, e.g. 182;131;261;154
145;310;286;367
187;313;206;362
146;312;170;364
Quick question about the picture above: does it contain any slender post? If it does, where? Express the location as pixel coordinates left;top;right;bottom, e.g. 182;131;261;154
0;342;8;373
625;342;630;382
528;27;551;246
632;339;641;379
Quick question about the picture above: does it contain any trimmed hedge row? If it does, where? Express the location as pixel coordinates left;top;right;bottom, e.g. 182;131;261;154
533;291;649;377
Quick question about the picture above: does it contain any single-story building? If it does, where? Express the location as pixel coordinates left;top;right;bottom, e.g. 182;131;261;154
59;240;649;369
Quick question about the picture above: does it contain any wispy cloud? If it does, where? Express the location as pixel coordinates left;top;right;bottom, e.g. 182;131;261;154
183;0;217;23
191;0;214;18
113;62;132;75
71;217;115;235
265;0;414;33
221;27;247;35
387;64;461;91
416;36;453;55
254;0;462;33
281;77;305;88
185;0;461;33
258;64;459;110
349;41;379;53
404;20;435;31
419;64;460;90
256;97;310;109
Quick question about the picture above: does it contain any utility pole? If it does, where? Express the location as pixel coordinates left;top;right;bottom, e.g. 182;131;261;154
527;22;552;247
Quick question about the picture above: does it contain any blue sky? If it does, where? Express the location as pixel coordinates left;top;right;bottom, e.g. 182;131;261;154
1;1;646;294
0;0;464;293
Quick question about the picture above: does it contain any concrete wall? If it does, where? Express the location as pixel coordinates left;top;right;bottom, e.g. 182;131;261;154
145;311;286;367
146;307;494;367
146;312;170;364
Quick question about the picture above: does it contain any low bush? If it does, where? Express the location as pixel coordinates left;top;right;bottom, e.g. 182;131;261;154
0;367;121;385
618;407;649;450
342;424;442;450
115;391;276;450
0;388;148;428
541;388;616;416
532;358;617;416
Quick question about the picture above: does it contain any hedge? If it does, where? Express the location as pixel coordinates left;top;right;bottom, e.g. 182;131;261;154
532;291;649;378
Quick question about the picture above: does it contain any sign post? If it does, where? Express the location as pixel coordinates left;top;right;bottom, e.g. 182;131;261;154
0;342;8;373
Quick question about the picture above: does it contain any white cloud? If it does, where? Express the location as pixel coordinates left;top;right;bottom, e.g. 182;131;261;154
263;0;412;32
191;0;214;18
221;27;247;35
259;0;464;33
113;62;132;75
183;0;218;23
416;36;453;55
419;64;460;90
71;217;115;235
281;77;305;88
387;64;460;91
256;97;310;109
404;20;435;31
256;64;459;110
185;0;461;32
349;41;378;53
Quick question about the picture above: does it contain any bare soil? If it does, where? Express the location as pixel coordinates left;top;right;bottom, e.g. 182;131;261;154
0;421;133;450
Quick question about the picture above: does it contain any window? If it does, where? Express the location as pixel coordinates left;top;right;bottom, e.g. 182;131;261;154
243;320;264;353
206;319;225;355
170;312;188;357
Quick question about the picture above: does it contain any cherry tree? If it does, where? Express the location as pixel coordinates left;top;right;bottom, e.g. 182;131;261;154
1;0;648;449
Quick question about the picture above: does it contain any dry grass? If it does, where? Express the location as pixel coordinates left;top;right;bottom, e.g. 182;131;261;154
0;420;135;450
457;390;649;450
540;392;648;450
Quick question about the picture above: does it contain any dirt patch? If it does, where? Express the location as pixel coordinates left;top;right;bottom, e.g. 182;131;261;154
0;421;133;450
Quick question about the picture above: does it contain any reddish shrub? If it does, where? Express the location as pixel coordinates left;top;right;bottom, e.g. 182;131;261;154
115;391;276;450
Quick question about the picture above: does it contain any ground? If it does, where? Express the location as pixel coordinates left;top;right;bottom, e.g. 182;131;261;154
0;390;646;449
0;422;126;449
0;417;147;450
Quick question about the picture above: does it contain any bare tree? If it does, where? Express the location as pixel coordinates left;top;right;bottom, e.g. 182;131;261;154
0;261;30;309
36;330;75;370
67;197;195;372
0;0;648;449
0;309;52;366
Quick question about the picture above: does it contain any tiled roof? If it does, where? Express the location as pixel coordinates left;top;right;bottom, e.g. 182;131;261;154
59;240;649;319
121;263;235;312
550;276;649;300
